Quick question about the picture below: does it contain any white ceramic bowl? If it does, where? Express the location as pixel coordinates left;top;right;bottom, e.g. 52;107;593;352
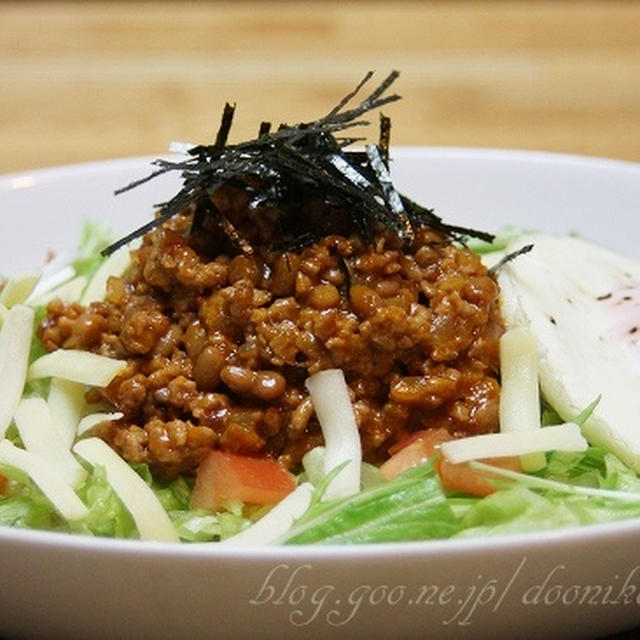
1;149;640;640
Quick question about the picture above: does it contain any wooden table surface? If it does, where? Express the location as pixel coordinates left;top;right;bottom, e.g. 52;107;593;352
2;1;640;174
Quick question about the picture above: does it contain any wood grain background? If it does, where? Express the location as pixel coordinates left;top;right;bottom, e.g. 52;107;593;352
2;1;640;173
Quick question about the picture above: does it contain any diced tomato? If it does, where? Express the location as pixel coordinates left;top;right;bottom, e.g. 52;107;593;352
380;428;453;480
380;428;521;497
0;472;6;494
436;456;521;497
190;450;297;511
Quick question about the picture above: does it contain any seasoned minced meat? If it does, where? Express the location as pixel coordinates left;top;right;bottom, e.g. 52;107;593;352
39;200;502;477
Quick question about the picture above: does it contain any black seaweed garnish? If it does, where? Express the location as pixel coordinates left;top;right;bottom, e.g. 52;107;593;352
488;243;534;277
102;71;493;257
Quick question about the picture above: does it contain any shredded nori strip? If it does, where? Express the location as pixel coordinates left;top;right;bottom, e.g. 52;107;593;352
213;103;236;148
378;113;391;167
103;71;493;257
258;121;271;137
488;243;534;277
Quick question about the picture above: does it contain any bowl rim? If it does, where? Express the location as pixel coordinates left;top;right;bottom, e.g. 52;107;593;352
2;508;640;560
2;145;640;184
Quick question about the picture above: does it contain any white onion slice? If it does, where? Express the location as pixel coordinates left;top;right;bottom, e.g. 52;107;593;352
301;446;326;486
305;369;361;499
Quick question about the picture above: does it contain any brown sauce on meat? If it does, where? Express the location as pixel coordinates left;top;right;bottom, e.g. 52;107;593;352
39;196;502;477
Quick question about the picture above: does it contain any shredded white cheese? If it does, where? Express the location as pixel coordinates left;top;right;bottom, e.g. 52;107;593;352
441;422;588;464
14;397;87;488
499;325;546;472
0;304;34;439
29;350;128;387
80;242;136;305
73;437;179;542
220;482;314;546
30;275;88;307
26;265;75;304
77;412;124;437
0;270;41;308
47;377;88;448
0;439;88;521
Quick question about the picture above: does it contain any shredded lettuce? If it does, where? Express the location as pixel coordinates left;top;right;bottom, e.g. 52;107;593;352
466;226;526;255
282;461;459;544
71;221;113;282
277;444;640;545
169;509;247;542
0;462;135;536
0;464;68;531
0;458;249;541
455;487;584;537
454;448;640;538
75;465;137;538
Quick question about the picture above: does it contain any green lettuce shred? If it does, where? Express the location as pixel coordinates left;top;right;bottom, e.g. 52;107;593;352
0;459;249;541
71;221;113;281
283;461;459;544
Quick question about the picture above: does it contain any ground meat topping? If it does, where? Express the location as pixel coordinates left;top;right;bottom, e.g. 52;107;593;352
39;202;502;477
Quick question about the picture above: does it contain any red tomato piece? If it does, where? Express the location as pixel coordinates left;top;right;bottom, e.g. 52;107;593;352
436;456;521;497
0;473;6;494
380;428;521;497
189;450;297;511
380;428;453;480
